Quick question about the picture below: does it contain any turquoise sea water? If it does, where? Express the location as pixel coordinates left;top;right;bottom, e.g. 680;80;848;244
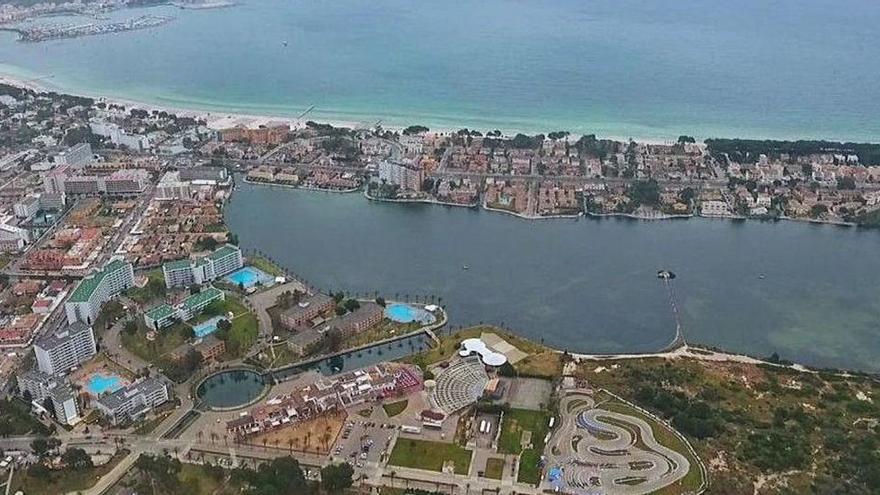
1;0;879;140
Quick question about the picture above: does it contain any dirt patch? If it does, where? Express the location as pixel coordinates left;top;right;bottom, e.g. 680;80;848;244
248;409;347;454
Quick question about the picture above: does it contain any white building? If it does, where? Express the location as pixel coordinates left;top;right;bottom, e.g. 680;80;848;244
161;244;242;289
378;160;423;192
94;378;170;425
65;259;135;325
90;120;151;152
33;322;96;375
143;286;224;330
16;369;81;426
53;143;93;167
0;217;29;252
13;195;41;219
155;171;193;201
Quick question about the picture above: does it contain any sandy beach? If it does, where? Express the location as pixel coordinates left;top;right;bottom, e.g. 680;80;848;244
0;70;675;144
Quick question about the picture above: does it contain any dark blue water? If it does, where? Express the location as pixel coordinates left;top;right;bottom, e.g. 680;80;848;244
225;181;880;372
197;369;266;408
272;332;433;381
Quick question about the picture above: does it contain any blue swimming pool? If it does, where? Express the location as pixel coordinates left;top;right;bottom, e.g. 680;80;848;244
224;266;273;289
193;315;226;338
85;373;126;396
384;304;436;324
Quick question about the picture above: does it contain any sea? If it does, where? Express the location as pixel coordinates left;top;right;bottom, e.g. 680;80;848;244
1;0;879;140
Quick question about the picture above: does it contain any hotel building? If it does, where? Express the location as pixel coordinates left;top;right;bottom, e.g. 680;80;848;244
93;378;170;425
65;259;135;325
33;321;96;375
144;286;225;330
17;369;81;426
161;244;243;288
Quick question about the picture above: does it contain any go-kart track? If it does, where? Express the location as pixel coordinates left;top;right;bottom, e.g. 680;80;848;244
543;393;690;495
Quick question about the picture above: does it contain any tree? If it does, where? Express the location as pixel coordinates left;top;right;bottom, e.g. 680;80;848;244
62;447;94;469
343;299;360;312
321;463;354;493
31;437;60;456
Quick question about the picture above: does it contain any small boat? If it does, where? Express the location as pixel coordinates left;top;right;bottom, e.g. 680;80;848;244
282;40;288;47
758;274;766;280
462;264;470;270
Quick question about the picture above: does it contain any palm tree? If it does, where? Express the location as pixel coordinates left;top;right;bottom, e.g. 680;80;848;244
210;432;218;444
287;438;294;453
197;430;204;443
223;434;228;446
262;438;268;450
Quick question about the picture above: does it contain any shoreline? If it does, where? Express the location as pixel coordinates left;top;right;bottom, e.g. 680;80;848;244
0;71;690;145
242;176;362;194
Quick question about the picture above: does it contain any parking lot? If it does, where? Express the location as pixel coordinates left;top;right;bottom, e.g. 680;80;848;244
331;417;398;469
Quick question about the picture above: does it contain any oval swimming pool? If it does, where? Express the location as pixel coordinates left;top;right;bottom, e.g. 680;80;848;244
384;303;436;324
196;369;266;409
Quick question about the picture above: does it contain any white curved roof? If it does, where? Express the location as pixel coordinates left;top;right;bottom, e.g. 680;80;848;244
458;338;508;366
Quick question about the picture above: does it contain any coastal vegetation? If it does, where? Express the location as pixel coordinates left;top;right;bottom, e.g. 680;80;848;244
705;138;880;165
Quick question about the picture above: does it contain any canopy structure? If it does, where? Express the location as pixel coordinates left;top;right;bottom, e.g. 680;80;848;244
458;338;508;366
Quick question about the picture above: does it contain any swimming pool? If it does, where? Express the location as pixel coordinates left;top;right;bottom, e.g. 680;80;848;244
224;266;274;289
193;315;226;338
384;303;436;325
85;373;126;396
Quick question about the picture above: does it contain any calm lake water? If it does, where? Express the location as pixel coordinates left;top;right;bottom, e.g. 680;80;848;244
197;369;266;408
225;181;880;373
2;0;879;140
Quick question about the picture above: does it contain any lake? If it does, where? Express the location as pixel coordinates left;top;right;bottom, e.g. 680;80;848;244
225;180;880;373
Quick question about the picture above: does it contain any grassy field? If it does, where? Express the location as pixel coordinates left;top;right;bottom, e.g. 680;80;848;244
12;450;129;494
497;407;551;485
342;318;422;349
126;269;166;305
484;457;504;480
248;255;286;277
382;399;408;418
121;320;192;363
388;438;472;475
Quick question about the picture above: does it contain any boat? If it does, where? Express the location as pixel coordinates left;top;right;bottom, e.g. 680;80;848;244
462;264;469;270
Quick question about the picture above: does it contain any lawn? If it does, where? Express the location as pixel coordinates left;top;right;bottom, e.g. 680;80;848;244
388;438;472;475
599;399;705;494
484;457;504;479
382;399;408;418
342;319;422;350
126;269;166;305
226;309;259;358
0;398;51;436
12;450;129;494
498;408;550;454
121;320;192;363
497;407;550;485
248;255;286;277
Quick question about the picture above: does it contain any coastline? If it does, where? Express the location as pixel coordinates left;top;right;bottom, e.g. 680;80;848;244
242;176;362;194
0;70;676;144
3;73;875;229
